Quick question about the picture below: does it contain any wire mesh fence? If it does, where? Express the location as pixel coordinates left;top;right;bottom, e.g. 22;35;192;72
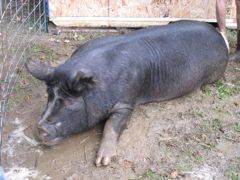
0;0;47;165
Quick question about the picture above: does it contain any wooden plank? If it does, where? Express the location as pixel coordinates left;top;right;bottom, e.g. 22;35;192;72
49;0;219;19
228;0;235;18
108;0;216;19
0;0;2;17
48;0;237;28
50;16;237;28
49;0;109;17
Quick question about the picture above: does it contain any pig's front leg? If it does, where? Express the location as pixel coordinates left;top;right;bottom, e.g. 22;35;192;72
95;103;133;166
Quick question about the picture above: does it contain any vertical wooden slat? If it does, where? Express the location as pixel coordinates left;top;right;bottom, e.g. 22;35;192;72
0;0;2;17
228;0;236;19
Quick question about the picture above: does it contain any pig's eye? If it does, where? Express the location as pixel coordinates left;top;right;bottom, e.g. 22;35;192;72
47;87;54;100
64;99;75;108
66;98;82;111
55;99;63;109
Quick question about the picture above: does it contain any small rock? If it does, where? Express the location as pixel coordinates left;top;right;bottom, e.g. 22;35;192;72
217;152;224;158
42;175;51;180
171;170;179;179
49;37;56;42
66;173;78;180
64;39;70;43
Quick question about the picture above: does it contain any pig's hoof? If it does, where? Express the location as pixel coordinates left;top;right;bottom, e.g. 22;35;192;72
95;147;116;166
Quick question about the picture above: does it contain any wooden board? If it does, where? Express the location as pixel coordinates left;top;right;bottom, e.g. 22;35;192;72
107;0;216;18
49;0;109;17
49;0;237;28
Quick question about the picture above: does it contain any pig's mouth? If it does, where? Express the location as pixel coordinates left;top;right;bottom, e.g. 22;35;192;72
35;124;63;146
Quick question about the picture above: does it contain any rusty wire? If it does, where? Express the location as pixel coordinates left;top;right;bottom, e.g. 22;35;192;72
0;0;47;165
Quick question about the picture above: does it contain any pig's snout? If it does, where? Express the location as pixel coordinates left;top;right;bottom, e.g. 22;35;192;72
35;123;62;146
37;123;56;139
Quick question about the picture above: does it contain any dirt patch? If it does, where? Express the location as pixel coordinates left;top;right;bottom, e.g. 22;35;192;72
2;29;240;179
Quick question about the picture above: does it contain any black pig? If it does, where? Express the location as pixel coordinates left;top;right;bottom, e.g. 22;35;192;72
26;20;228;166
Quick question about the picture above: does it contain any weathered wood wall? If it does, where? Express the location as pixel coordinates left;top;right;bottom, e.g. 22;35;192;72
49;0;236;28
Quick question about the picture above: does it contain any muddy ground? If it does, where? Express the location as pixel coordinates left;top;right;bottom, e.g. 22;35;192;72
2;28;240;180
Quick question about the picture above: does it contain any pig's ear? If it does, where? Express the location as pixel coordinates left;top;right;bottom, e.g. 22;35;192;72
70;69;95;93
25;59;55;82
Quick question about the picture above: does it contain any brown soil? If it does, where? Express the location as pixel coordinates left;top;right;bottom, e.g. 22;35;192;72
2;30;240;180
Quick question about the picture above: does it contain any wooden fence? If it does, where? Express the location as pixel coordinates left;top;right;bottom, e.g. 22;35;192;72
49;0;237;28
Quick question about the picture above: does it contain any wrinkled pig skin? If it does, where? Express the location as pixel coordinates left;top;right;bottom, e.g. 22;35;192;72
25;20;228;166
